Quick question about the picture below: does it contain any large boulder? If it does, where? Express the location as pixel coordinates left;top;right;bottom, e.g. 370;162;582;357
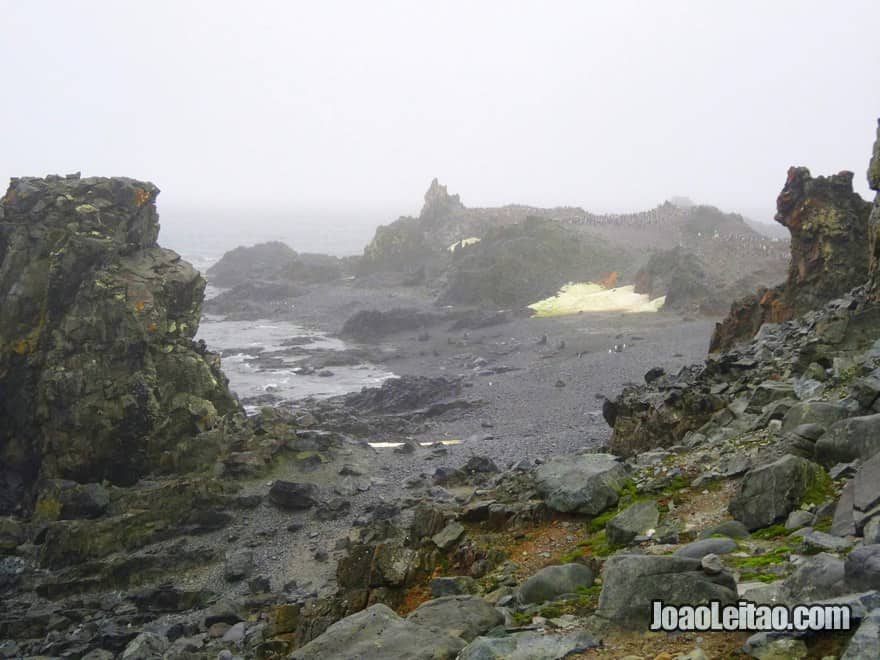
0;175;238;513
842;607;880;660
405;595;503;642
605;500;659;547
711;167;871;352
727;455;828;531
458;631;600;660
289;603;467;660
516;563;595;605
268;481;319;510
845;545;880;592
534;454;629;515
596;554;737;627
780;553;848;602
814;415;880;465
781;401;851;433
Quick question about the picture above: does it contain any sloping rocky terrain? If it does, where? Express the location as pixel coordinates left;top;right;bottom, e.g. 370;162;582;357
2;122;880;659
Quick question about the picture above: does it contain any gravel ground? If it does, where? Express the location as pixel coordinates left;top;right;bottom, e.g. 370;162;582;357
186;280;718;599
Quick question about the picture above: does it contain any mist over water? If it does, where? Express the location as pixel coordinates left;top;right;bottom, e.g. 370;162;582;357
160;206;388;262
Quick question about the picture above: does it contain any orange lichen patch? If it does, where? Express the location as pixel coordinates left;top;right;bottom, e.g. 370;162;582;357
397;583;432;616
491;518;583;579
11;337;35;355
134;300;146;312
133;187;150;206
147;321;159;332
598;271;618;289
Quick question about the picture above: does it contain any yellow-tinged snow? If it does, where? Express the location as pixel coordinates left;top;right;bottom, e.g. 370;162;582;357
448;237;481;252
528;282;666;317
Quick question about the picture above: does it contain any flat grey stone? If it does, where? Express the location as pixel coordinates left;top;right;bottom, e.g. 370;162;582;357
458;630;600;660
674;537;738;559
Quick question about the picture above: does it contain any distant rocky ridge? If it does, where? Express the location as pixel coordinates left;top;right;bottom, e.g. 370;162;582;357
202;178;784;315
0;175;239;512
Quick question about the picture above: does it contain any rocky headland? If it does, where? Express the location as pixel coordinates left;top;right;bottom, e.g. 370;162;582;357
2;122;880;659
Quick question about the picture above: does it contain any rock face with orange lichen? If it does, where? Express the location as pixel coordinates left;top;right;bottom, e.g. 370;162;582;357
710;167;871;352
0;174;238;513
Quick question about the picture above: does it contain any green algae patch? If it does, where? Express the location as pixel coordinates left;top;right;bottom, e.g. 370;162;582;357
528;282;666;317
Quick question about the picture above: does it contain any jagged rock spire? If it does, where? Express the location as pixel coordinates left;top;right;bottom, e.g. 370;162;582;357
419;178;464;221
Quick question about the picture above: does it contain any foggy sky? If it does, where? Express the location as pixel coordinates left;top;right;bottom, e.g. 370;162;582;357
2;1;879;225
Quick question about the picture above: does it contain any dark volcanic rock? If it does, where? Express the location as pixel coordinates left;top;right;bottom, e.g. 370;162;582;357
711;167;871;352
868;118;880;296
203;241;350;318
339;308;443;342
608;365;725;456
0;175;238;512
203;279;302;318
268;481;319;510
343;375;462;414
205;241;298;286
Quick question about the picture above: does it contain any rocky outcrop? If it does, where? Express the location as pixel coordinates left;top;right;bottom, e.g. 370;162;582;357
711;167;871;352
206;241;348;287
206;240;297;286
0;175;238;512
339;308;443;341
420;178;465;222
869;119;880;295
605;364;725;456
633;246;780;316
633;247;715;313
439;218;627;307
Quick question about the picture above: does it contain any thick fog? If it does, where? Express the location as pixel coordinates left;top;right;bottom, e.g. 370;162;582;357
2;0;879;244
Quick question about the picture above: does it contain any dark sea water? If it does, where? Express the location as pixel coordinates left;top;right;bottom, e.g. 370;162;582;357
164;208;398;410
